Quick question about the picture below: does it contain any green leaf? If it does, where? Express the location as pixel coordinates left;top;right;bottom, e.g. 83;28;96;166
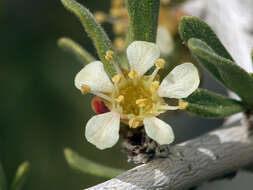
58;37;95;65
126;0;160;43
61;0;118;77
10;162;30;190
182;88;246;118
179;16;233;61
64;148;124;179
0;163;7;190
188;38;253;107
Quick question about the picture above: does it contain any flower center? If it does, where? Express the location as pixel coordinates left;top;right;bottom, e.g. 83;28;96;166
107;73;167;127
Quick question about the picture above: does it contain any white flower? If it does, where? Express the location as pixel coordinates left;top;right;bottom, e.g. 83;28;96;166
75;41;200;150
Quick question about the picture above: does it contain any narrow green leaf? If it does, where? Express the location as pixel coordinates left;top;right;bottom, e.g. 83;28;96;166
188;38;253;106
58;37;95;65
179;16;233;61
10;162;30;190
64;148;124;179
61;0;118;77
182;88;246;118
126;0;160;42
0;163;7;190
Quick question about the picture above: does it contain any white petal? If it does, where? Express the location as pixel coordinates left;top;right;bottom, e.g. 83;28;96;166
85;112;120;150
127;41;160;76
156;26;174;56
158;63;200;99
75;61;113;93
144;117;175;145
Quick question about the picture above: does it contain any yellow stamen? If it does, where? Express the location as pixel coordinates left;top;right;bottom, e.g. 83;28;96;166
105;50;114;61
155;58;166;69
81;85;91;95
150;81;160;92
115;95;124;103
94;12;106;23
128;68;138;79
136;98;148;108
129;118;140;128
179;99;188;110
112;74;122;84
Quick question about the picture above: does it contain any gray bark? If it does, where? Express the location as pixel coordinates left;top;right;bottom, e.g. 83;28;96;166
87;119;253;190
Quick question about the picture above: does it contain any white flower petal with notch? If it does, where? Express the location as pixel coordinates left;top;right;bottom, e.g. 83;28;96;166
158;63;200;99
127;41;160;76
144;117;175;145
85;111;120;150
75;61;114;93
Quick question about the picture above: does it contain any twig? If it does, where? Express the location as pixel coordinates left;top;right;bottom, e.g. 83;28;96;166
86;119;253;190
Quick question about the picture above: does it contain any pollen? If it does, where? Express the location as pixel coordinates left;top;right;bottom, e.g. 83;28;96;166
105;50;114;61
150;81;160;92
112;74;122;84
136;98;148;108
81;85;91;95
94;12;106;23
128;68;138;79
115;95;124;103
129;118;140;128
155;58;166;69
179;100;188;110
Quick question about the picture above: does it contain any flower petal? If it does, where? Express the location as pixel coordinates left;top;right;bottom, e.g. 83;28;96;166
158;63;200;98
156;26;174;56
85;112;120;150
144;117;175;145
127;41;160;76
75;61;113;93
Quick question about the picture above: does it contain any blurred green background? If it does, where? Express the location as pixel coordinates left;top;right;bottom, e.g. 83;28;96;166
0;0;233;189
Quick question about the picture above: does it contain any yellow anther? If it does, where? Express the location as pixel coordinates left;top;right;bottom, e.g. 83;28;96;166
94;12;106;23
128;68;138;79
155;58;166;69
136;98;148;108
112;74;122;84
129;118;140;128
114;37;125;51
179;99;188;110
115;95;124;103
105;50;114;61
150;81;160;92
81;84;91;95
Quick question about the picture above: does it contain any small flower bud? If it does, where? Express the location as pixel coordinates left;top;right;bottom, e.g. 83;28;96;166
94;12;106;23
114;37;125;51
